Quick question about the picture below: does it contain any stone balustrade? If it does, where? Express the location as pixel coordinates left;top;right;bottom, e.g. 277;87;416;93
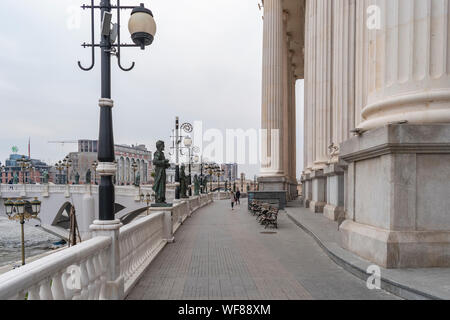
0;236;112;300
0;192;214;300
119;212;166;296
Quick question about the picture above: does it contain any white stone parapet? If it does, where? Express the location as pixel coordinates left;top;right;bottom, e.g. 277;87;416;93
0;236;112;300
119;212;165;296
0;192;215;299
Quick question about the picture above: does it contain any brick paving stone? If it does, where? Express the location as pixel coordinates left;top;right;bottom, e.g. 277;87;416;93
126;199;398;300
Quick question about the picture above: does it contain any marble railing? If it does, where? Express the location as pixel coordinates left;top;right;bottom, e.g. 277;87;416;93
0;192;215;300
0;236;112;300
119;211;166;296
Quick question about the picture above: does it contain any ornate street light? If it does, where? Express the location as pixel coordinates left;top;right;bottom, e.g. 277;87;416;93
4;197;41;265
62;156;73;185
128;4;157;50
78;0;156;221
131;160;138;186
55;161;64;185
140;192;152;215
17;156;31;184
169;118;194;200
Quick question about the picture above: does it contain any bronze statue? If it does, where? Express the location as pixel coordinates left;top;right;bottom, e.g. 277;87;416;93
180;164;188;198
135;171;141;186
152;140;171;205
75;172;80;185
201;176;207;193
86;169;92;184
42;170;49;184
13;172;18;184
194;174;200;196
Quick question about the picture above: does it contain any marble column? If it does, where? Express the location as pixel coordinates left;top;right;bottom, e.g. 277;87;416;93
340;0;450;268
324;0;356;221
305;0;315;172
357;0;450;131
306;0;332;213
260;0;285;178
313;0;332;169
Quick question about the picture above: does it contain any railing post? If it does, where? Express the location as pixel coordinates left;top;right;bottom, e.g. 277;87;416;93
90;220;124;300
163;210;175;243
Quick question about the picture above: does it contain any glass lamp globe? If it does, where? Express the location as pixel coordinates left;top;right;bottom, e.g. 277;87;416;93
31;197;41;215
15;199;25;215
4;199;14;216
128;3;157;50
184;136;193;148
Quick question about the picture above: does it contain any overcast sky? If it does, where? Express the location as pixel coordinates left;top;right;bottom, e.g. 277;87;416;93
0;0;304;178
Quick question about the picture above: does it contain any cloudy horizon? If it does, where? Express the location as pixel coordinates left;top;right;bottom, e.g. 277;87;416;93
0;0;304;178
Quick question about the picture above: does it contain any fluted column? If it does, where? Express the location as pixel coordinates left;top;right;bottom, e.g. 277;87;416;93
305;0;316;171
282;11;290;180
358;0;450;131
290;64;297;180
313;0;332;168
261;0;285;176
331;0;356;161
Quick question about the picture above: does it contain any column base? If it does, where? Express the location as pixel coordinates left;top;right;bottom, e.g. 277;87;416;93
305;199;310;208
309;170;326;214
309;200;326;213
257;175;287;192
340;124;450;268
340;220;450;268
323;164;345;221
323;204;345;221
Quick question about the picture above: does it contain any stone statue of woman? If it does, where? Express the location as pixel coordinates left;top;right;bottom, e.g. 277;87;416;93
180;164;188;199
194;174;200;196
152;140;171;206
13;172;19;184
42;170;49;184
86;169;92;184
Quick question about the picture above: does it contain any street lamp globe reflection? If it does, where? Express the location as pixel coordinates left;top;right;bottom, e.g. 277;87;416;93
128;3;157;50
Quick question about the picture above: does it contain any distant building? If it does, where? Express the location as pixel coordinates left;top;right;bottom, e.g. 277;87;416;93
221;163;238;182
67;140;152;185
1;154;52;184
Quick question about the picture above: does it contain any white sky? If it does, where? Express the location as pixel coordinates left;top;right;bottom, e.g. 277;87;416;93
0;0;304;178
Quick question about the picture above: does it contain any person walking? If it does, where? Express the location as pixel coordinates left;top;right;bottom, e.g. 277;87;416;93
236;189;241;205
230;191;236;210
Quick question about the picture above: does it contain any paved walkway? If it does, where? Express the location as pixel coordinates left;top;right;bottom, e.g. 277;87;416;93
127;199;398;300
285;202;450;300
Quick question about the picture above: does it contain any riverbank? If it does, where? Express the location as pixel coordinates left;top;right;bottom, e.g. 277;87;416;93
0;216;61;270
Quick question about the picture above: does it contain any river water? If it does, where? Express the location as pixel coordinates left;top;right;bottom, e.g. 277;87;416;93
0;216;60;268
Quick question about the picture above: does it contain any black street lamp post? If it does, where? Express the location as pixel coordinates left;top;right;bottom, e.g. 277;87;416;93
78;0;156;220
170;119;193;200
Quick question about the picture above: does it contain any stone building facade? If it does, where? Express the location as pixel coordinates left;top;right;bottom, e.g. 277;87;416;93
68;140;152;185
259;0;450;268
